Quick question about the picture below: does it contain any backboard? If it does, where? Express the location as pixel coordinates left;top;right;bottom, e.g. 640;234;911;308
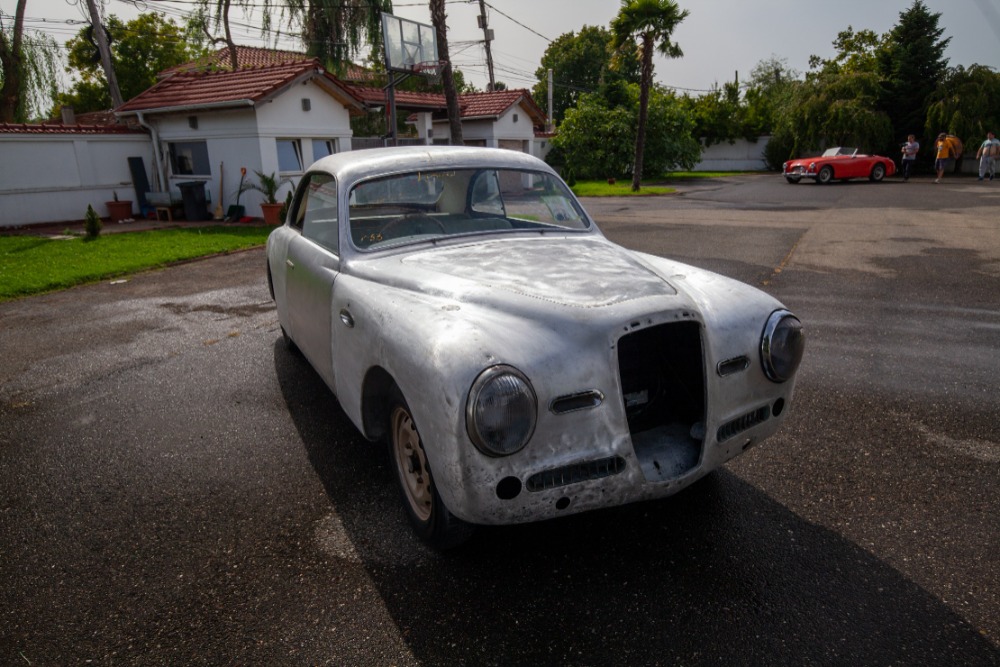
381;12;438;74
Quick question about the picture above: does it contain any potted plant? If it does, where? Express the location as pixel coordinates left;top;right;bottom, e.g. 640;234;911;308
239;170;290;225
105;191;133;224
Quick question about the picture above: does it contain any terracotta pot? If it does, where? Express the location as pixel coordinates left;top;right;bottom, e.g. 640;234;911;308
105;200;133;223
260;202;284;225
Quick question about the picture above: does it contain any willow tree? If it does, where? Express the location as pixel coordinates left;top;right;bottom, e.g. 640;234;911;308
925;64;1000;144
1;0;60;122
610;0;688;191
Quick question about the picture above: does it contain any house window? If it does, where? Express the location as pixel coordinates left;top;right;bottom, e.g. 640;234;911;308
312;139;336;160
277;139;303;173
168;141;210;176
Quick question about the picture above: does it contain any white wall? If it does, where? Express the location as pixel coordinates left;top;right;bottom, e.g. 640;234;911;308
0;131;153;227
695;136;771;171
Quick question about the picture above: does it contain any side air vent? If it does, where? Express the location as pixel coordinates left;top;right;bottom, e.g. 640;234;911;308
526;456;626;492
717;355;750;376
717;405;771;442
550;390;604;414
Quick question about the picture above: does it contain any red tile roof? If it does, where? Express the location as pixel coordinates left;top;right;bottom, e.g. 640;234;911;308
350;86;447;110
349;86;547;124
458;89;546;124
0;122;144;135
117;59;361;114
160;45;377;83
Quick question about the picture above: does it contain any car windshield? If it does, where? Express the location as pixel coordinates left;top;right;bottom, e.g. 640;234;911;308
822;147;859;157
348;168;590;250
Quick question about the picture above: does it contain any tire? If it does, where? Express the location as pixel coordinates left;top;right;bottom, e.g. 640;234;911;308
387;386;475;549
817;165;834;184
785;176;801;184
869;163;886;182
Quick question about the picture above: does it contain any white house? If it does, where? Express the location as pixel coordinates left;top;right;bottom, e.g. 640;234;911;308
115;54;363;219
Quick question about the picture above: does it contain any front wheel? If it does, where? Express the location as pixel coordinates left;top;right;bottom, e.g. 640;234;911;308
387;387;475;549
869;163;886;182
817;166;834;184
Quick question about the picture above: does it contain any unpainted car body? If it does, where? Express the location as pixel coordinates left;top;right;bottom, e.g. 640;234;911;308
267;146;804;547
783;147;897;184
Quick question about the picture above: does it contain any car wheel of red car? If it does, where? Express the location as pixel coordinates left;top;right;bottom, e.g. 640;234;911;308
817;166;834;184
785;176;801;184
869;163;886;182
387;385;475;549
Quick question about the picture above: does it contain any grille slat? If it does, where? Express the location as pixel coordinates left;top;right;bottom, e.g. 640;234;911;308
526;456;626;492
717;405;771;442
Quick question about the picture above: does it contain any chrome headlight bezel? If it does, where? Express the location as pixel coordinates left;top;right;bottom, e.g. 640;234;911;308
760;309;804;383
466;365;537;457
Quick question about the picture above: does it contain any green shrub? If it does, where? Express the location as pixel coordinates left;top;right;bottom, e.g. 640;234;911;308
84;204;102;239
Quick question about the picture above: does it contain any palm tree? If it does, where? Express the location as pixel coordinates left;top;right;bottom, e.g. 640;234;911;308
611;0;689;191
430;0;463;145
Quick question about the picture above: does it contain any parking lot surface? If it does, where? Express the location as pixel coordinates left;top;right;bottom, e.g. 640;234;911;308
1;174;998;665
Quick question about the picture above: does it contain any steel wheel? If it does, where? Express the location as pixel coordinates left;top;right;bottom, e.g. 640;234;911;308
869;163;886;182
386;386;476;549
390;403;433;522
817;166;834;184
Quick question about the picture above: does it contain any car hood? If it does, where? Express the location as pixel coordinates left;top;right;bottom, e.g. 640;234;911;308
389;236;678;308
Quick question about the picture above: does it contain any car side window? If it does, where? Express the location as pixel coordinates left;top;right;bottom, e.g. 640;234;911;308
298;173;339;254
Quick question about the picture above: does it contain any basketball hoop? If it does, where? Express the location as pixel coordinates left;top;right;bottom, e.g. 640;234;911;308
412;60;445;84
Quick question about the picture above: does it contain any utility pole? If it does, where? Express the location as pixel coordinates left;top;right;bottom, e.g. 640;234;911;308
477;0;495;92
83;0;123;108
547;68;554;132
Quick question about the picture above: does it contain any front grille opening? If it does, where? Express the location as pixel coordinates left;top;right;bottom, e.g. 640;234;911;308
617;321;705;482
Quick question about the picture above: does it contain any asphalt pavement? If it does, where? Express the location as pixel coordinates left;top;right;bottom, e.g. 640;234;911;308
1;172;998;666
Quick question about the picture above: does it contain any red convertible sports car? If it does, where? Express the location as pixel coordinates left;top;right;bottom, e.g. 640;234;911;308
782;147;896;184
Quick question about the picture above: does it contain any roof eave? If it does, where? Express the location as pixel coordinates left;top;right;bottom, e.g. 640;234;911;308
116;99;256;117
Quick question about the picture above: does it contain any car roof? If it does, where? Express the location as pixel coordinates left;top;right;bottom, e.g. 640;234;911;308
310;145;555;184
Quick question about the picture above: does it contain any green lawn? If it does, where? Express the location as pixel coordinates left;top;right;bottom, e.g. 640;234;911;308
571;172;745;197
0;226;271;302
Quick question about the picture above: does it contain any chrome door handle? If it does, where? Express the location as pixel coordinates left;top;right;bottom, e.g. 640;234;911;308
339;309;355;328
286;259;295;268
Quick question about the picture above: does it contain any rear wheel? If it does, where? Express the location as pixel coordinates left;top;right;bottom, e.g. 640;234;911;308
817;166;834;184
387;386;474;549
869;163;886;182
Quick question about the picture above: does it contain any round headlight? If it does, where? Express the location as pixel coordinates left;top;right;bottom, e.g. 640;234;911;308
760;310;804;383
466;365;537;456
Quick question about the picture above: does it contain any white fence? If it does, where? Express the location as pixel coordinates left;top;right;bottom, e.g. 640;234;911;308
0;129;153;228
694;136;771;171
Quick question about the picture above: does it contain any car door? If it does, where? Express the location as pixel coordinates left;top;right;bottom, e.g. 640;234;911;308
284;173;341;391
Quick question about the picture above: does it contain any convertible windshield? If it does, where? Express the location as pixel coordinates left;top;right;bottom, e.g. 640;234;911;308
822;147;859;157
348;168;590;250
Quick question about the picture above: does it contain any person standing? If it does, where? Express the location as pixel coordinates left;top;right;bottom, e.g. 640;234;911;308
934;133;950;183
901;134;919;181
976;131;998;181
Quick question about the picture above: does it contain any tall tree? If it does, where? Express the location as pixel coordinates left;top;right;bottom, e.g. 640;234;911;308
924;64;1000;144
532;25;639;126
430;0;462;145
0;0;27;121
610;0;688;191
878;0;950;142
1;2;60;122
57;14;200;114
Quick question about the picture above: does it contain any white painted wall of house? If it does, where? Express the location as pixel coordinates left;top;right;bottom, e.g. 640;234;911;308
0;132;153;227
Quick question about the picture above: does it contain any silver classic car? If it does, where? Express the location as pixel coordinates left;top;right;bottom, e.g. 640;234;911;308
266;146;804;548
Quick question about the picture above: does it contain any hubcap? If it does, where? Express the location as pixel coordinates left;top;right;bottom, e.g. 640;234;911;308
391;406;433;522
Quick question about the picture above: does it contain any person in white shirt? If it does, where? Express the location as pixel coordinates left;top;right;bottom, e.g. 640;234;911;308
976;131;999;181
900;134;919;181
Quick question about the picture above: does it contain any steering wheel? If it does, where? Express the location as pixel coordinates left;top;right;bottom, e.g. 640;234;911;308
380;212;447;237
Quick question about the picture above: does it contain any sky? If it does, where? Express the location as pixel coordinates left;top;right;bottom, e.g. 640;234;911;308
7;0;1000;96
